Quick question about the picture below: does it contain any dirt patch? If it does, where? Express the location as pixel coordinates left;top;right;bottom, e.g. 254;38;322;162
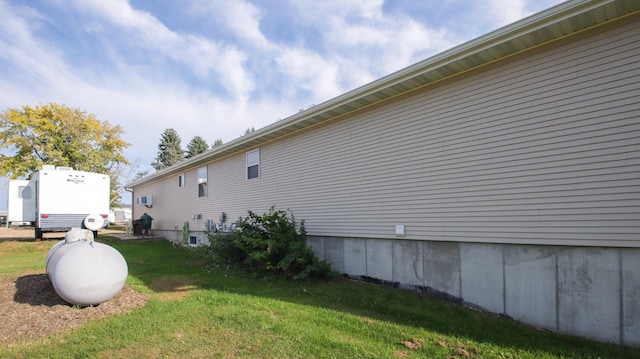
0;274;148;343
0;226;127;241
0;226;39;240
149;276;198;302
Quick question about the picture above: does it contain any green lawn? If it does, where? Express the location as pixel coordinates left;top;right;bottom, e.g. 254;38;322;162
1;236;638;358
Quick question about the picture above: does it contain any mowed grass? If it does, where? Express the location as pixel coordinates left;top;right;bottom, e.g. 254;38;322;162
1;236;638;358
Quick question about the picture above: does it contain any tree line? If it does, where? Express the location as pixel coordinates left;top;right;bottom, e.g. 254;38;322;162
152;126;257;170
151;128;223;170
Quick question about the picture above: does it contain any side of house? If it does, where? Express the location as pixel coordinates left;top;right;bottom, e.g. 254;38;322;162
129;1;640;345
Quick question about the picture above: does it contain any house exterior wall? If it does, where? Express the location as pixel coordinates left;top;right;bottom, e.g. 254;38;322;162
137;14;639;248
132;13;640;344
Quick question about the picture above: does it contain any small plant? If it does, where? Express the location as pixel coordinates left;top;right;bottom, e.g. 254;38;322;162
206;206;335;280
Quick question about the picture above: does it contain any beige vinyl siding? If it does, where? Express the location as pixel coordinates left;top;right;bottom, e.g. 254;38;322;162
133;166;213;231
136;14;639;247
141;153;263;230
235;16;638;247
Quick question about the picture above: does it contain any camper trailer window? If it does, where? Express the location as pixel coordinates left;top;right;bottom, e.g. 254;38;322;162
19;186;32;199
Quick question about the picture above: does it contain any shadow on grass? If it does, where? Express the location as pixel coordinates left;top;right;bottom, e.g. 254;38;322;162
102;235;640;358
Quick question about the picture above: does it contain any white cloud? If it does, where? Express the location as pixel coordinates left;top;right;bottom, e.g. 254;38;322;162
269;0;457;98
485;0;530;26
73;0;179;45
0;3;68;92
69;0;254;99
191;0;270;49
275;47;342;102
485;0;562;26
287;0;386;23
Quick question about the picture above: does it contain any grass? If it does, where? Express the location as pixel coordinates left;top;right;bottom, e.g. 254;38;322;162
1;236;639;358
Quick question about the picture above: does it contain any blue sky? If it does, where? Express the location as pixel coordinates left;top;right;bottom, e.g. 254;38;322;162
0;0;565;210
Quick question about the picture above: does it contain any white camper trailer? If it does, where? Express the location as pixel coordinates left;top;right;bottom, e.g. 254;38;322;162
8;165;110;238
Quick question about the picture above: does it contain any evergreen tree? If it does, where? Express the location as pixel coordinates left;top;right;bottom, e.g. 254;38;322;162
212;138;223;148
151;128;183;170
185;136;209;159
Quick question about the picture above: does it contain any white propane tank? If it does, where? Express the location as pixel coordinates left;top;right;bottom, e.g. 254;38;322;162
45;228;128;306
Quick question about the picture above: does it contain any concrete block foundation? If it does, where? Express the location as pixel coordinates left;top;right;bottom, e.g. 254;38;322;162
310;235;640;346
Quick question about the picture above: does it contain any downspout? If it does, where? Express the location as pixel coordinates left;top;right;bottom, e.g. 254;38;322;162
124;186;134;220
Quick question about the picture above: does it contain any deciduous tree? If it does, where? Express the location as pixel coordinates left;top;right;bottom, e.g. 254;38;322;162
0;103;129;177
0;103;130;207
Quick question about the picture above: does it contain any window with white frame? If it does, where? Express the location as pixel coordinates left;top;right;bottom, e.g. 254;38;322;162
246;149;259;180
178;173;185;188
197;166;207;197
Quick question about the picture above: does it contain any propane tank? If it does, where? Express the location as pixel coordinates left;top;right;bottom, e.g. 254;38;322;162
45;228;128;306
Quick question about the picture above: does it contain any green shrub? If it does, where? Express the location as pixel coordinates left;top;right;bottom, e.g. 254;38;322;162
206;231;246;264
206;207;335;280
